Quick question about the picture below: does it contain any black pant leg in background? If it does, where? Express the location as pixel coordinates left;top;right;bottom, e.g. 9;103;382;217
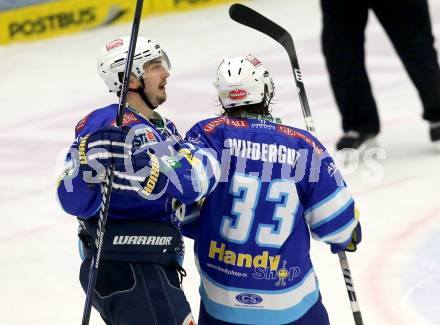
321;0;380;134
371;0;440;123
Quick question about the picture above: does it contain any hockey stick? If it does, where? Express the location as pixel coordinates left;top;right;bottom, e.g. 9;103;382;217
81;1;144;324
229;4;364;325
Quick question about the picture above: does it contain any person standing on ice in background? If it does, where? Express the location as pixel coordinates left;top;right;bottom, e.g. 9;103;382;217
56;36;219;324
180;55;362;325
321;0;440;151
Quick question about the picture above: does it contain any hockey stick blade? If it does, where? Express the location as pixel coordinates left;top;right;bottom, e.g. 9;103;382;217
229;4;293;54
229;3;314;134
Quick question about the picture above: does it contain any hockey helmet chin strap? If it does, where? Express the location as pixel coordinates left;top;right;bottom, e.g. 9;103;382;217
128;78;158;110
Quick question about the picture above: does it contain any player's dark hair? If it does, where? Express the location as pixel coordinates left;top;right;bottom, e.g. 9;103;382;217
221;102;270;117
221;85;272;117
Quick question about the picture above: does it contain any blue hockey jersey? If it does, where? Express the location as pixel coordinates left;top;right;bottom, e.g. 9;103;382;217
184;115;357;325
57;104;219;226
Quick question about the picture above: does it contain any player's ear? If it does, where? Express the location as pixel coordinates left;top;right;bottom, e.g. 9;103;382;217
117;72;141;89
128;74;142;88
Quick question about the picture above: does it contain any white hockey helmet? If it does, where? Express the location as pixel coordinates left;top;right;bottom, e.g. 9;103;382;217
97;36;171;93
213;55;274;109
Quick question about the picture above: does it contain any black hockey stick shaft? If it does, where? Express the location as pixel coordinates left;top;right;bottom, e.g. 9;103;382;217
229;4;363;325
339;250;363;324
81;1;144;324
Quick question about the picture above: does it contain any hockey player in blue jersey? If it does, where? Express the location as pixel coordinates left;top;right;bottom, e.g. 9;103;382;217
57;36;219;324
183;55;362;325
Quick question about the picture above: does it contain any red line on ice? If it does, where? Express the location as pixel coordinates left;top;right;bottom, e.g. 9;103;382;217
366;205;440;324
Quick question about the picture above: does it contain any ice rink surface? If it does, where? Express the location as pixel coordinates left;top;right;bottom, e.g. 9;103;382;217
1;0;440;324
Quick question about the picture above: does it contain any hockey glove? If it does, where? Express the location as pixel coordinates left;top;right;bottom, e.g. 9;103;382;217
172;198;204;224
76;126;188;199
76;127;164;189
77;127;139;180
331;208;362;253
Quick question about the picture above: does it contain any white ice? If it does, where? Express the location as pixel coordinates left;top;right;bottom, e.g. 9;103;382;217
1;0;440;324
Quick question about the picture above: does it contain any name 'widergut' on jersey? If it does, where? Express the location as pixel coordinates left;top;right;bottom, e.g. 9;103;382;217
224;138;299;165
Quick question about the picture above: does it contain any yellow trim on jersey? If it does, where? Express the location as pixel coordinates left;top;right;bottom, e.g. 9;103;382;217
141;153;160;195
178;148;201;167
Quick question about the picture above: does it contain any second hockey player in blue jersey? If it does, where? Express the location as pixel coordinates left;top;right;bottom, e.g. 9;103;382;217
183;55;362;325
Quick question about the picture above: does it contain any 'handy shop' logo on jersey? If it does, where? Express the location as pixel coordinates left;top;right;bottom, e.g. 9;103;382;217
253;260;300;286
208;240;281;271
236;293;263;305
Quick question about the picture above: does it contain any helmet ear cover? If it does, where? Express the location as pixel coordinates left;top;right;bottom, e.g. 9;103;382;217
213;55;274;110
